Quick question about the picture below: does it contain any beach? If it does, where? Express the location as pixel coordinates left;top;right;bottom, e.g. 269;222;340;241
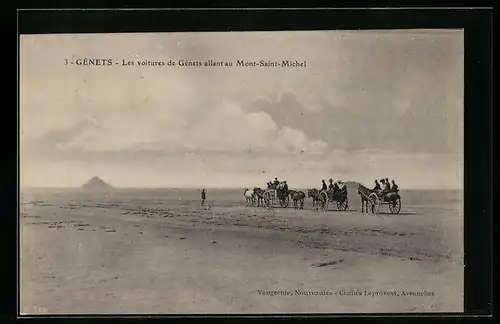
20;188;464;314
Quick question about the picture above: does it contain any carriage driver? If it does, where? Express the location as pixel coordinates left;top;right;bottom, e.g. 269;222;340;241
379;179;386;193
373;180;381;191
273;177;280;188
328;179;335;191
283;181;289;192
321;180;328;191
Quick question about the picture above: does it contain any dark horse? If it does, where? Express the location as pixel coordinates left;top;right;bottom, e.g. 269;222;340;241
357;184;375;213
289;190;306;209
253;187;265;207
307;188;322;210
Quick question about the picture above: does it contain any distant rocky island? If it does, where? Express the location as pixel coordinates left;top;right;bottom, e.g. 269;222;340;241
81;176;114;191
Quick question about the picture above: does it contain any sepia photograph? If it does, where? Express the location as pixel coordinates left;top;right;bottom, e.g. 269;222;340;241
20;29;464;314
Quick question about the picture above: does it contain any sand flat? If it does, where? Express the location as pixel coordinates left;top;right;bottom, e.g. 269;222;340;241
20;189;463;314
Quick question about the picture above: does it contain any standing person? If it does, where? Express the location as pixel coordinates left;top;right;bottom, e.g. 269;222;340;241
273;177;280;188
273;177;280;198
385;178;391;191
201;189;206;206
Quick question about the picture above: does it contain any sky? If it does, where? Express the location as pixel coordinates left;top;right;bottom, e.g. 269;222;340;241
20;30;464;189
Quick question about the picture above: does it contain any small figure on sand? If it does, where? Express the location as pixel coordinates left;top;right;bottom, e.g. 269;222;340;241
201;189;206;206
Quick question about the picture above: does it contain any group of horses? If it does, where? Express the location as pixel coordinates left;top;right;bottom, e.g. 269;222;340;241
244;184;306;209
243;182;402;214
243;182;348;211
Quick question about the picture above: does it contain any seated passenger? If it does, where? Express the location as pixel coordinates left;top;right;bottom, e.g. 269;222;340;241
379;179;386;194
391;180;399;193
380;179;391;196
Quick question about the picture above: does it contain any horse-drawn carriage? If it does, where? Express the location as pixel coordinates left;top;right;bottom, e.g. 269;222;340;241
369;191;401;214
307;186;349;211
263;182;289;208
327;187;349;211
357;184;402;214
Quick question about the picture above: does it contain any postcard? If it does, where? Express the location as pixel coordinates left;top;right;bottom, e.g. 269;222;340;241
20;29;464;314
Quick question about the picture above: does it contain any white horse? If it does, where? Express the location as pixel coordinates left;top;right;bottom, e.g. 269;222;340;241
244;188;255;206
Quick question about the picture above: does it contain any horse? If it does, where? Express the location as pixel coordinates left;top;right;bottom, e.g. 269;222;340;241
289;190;306;209
253;187;265;207
244;188;255;206
307;189;321;210
357;184;375;213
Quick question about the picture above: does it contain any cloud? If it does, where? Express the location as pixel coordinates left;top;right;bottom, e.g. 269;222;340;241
20;32;463;188
24;98;328;161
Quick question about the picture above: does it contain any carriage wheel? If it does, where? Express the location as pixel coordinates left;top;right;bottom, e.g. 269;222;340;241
368;193;380;214
327;191;334;202
319;191;328;211
279;195;289;208
337;198;349;211
389;198;402;214
263;191;273;208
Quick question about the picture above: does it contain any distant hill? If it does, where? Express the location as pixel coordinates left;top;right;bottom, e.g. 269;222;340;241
81;176;114;191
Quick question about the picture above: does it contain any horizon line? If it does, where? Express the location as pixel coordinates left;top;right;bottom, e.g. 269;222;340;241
20;185;464;191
